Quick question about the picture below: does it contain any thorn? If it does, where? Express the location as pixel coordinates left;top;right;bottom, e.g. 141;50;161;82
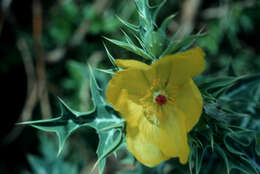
102;42;119;71
91;160;99;174
87;64;102;91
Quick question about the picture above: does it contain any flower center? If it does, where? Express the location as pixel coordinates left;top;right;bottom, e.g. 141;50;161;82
155;94;167;105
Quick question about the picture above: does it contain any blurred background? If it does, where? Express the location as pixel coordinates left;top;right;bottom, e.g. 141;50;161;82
0;0;260;173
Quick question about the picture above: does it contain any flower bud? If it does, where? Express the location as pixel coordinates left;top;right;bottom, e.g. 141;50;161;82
144;30;167;58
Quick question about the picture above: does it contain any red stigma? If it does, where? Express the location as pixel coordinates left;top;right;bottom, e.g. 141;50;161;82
155;94;167;105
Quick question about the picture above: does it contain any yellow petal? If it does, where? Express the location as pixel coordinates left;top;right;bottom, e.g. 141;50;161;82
115;59;149;70
159;107;190;164
118;95;142;127
106;68;150;108
152;46;205;85
164;46;205;77
126;115;169;167
175;79;203;132
105;47;205;166
143;58;171;86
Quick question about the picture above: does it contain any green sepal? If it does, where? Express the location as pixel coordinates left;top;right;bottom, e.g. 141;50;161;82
151;0;167;23
133;33;146;50
116;15;139;33
159;13;177;33
104;36;154;60
103;42;119;71
96;68;115;75
160;33;205;58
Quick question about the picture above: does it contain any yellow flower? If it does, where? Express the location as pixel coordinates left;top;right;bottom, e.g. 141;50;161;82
106;47;205;167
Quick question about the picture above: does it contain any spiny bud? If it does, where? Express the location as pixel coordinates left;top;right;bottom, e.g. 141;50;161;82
144;30;167;58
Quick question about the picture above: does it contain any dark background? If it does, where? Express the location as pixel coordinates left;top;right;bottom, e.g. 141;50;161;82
1;0;260;173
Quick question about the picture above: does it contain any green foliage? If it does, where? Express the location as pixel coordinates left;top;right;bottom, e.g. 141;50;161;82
135;0;167;32
160;33;205;59
19;66;125;174
198;21;223;55
117;73;260;174
104;36;154;60
48;1;79;46
83;5;121;35
255;133;260;156
198;1;260;75
106;0;203;61
190;73;260;174
19;97;95;155
22;135;78;174
5;0;260;173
